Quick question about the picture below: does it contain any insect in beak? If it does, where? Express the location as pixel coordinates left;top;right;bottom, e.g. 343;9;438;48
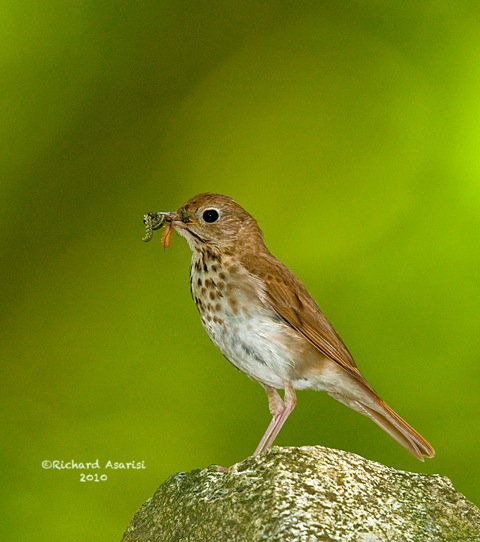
161;221;173;248
142;212;175;247
181;208;189;223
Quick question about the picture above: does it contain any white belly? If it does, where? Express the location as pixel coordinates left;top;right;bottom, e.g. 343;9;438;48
201;308;297;389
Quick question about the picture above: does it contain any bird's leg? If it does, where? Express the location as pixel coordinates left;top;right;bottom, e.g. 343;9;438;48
253;385;283;455
253;381;297;455
262;380;297;452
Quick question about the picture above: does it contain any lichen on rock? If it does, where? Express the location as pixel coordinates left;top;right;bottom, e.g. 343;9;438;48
122;446;480;542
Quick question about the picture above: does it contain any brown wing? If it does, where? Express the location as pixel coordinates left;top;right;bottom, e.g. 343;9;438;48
242;250;371;387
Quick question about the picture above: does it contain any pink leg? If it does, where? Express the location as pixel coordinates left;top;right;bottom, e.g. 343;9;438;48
253;380;297;455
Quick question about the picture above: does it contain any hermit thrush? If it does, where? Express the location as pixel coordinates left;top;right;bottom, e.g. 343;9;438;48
144;193;434;461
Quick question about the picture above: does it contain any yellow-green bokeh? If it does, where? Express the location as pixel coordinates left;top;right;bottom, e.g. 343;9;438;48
2;2;480;540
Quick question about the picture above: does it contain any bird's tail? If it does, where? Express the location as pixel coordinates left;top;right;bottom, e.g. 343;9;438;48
353;396;435;461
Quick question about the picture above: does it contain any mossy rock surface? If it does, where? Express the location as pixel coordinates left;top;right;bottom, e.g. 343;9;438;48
122;446;480;542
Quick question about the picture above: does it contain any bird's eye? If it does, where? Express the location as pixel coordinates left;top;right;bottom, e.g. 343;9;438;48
202;209;219;223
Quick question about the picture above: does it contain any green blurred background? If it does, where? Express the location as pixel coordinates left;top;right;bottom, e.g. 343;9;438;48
2;1;480;540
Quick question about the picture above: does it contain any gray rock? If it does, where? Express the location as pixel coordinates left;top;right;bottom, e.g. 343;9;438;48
121;446;480;542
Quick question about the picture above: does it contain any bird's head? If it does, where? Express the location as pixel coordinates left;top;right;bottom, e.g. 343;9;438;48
156;193;263;253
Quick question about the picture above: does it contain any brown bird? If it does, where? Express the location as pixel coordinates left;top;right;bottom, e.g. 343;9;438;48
145;193;434;461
